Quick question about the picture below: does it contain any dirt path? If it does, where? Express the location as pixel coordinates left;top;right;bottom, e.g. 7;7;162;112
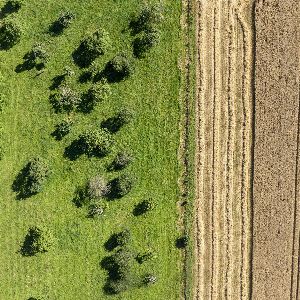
252;1;300;299
194;1;254;299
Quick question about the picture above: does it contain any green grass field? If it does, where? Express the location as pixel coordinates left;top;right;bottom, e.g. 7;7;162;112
0;0;185;299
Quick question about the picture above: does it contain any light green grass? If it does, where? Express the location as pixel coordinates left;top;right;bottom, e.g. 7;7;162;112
0;0;185;299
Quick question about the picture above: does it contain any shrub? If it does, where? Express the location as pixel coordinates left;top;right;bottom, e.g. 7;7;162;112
115;229;131;247
105;279;130;294
136;250;155;264
88;203;105;218
109;151;132;171
21;226;54;256
78;128;113;157
74;29;110;67
131;4;163;34
0;21;21;50
105;54;133;82
101;108;133;133
51;85;81;113
27;43;49;66
143;274;157;285
176;235;189;249
86;175;109;199
5;0;23;12
134;198;155;216
15;157;50;197
53;119;73;140
133;28;160;58
110;174;134;198
57;11;75;29
87;79;111;104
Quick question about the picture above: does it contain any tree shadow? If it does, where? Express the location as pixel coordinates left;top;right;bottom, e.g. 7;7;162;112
175;236;188;249
78;70;93;83
0;2;21;19
15;51;45;73
72;45;93;68
20;230;36;256
77;92;94;114
132;203;145;216
12;164;34;200
101;117;122;134
64;139;84;161
49;74;65;90
104;234;119;251
48;21;64;36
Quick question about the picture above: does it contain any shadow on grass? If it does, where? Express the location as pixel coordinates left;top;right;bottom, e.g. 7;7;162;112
12;164;34;200
49;74;65;90
20;231;36;256
104;234;119;251
64;139;84;161
0;2;21;19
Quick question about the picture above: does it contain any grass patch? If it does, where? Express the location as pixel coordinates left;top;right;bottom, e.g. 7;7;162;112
0;0;184;299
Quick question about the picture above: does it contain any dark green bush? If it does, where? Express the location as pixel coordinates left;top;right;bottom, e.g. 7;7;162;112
25;43;49;67
133;198;155;216
52;119;73;140
0;21;21;50
176;235;189;249
51;85;81;113
115;229;131;247
101;108;133;133
105;279;130;294
21;226;54;256
136;250;155;264
131;4;163;34
87;79;111;104
4;0;22;12
110;174;134;198
133;28;160;58
73;29;110;67
78;129;113;157
105;54;133;82
57;11;75;29
14;157;50;197
109;151;132;171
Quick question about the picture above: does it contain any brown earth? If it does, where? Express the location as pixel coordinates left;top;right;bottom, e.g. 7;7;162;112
252;1;300;299
193;0;299;299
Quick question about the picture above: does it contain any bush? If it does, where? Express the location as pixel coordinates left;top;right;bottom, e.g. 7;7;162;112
136;250;155;264
105;54;133;82
52;119;73;140
176;235;189;249
88;203;105;218
133;28;160;58
101;108;133;133
21;226;54;256
0;21;21;50
57;11;75;29
81;79;111;112
131;4;163;34
133;198;155;216
109;151;132;171
86;175;109;199
51;85;81;113
14;157;50;197
105;279;130;295
143;274;157;285
110;174;134;198
78;128;113;157
115;229;131;247
73;29;110;67
4;0;23;12
28;43;49;65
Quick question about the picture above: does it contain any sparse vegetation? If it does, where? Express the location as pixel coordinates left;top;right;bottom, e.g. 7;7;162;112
50;85;81;113
73;29;110;67
13;157;50;198
0;21;21;50
21;226;54;256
